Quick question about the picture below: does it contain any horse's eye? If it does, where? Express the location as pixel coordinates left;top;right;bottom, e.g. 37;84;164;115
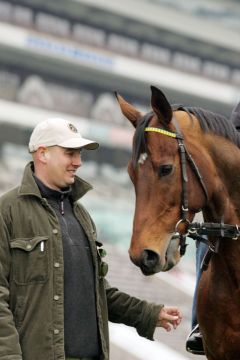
158;164;173;177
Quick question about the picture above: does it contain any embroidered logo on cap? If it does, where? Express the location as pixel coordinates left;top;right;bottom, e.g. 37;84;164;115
68;123;78;133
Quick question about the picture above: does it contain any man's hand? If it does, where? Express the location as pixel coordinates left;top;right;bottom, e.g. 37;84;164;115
156;306;182;332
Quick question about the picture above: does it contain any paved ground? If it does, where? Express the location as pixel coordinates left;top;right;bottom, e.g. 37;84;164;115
105;244;206;360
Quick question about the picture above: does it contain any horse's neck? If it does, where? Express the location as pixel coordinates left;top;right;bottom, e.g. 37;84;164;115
202;206;240;287
202;138;240;277
205;137;240;224
203;192;240;225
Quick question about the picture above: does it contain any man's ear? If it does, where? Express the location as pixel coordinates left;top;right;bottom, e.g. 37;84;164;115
37;147;48;163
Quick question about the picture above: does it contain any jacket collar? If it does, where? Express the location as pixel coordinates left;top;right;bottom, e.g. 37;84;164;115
34;175;71;200
18;162;93;202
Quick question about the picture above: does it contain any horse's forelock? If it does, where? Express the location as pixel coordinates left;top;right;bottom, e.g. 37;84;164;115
132;112;153;168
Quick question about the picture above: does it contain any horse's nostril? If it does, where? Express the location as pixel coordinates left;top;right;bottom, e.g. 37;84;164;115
141;249;160;269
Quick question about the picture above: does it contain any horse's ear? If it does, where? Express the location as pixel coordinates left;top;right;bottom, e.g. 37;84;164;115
115;92;141;128
150;86;172;125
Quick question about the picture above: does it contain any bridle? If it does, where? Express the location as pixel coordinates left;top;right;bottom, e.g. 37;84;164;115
145;121;209;256
144;118;240;267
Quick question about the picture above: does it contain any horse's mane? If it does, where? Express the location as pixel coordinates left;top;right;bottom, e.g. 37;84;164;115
174;105;240;147
132;105;240;168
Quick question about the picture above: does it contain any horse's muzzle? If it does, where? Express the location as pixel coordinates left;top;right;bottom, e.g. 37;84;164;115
138;249;161;275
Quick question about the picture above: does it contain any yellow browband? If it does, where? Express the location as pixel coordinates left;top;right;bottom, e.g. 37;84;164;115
144;127;177;138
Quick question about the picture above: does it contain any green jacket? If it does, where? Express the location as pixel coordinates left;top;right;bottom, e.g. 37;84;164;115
0;162;162;360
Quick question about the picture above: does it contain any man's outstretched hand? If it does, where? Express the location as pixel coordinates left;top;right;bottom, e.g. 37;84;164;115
156;306;182;332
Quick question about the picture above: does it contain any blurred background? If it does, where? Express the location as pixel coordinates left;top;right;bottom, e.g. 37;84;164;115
0;0;239;359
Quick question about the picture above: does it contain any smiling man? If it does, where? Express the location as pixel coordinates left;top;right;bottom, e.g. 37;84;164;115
0;117;182;360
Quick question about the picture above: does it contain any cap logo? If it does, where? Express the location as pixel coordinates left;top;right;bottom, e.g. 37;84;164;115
68;123;78;133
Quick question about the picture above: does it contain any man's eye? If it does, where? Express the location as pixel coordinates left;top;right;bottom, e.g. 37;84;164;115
158;164;173;177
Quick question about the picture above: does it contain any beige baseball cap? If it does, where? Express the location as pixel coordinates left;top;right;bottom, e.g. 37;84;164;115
29;117;99;153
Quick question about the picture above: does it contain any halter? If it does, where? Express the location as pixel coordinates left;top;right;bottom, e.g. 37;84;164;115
144;121;209;256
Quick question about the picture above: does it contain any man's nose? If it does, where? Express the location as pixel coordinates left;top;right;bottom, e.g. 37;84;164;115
72;152;82;167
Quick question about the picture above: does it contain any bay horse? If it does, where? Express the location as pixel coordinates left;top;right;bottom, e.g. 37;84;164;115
116;86;240;360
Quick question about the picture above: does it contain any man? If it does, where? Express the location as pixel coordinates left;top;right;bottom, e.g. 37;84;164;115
185;241;208;355
186;101;240;355
0;117;182;360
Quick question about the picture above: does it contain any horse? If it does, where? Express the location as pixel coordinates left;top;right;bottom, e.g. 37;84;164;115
116;86;240;360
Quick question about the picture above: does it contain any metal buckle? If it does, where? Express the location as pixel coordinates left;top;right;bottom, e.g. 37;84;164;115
232;225;240;240
175;218;190;234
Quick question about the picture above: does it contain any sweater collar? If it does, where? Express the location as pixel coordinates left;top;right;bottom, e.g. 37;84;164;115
33;175;71;200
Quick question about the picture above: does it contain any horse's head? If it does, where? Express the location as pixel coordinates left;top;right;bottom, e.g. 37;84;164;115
116;86;210;275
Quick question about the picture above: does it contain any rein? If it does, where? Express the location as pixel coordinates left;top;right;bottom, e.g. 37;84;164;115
144;121;240;265
188;222;240;269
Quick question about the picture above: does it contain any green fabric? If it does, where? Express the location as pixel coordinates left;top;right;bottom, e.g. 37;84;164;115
66;358;98;360
0;162;163;360
66;358;96;360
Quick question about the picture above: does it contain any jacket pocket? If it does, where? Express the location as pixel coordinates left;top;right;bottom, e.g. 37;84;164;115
10;236;49;285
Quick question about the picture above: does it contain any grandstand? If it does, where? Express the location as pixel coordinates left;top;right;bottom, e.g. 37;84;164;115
0;0;239;358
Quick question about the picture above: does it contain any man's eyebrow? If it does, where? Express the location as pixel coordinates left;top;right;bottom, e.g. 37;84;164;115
65;148;82;152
